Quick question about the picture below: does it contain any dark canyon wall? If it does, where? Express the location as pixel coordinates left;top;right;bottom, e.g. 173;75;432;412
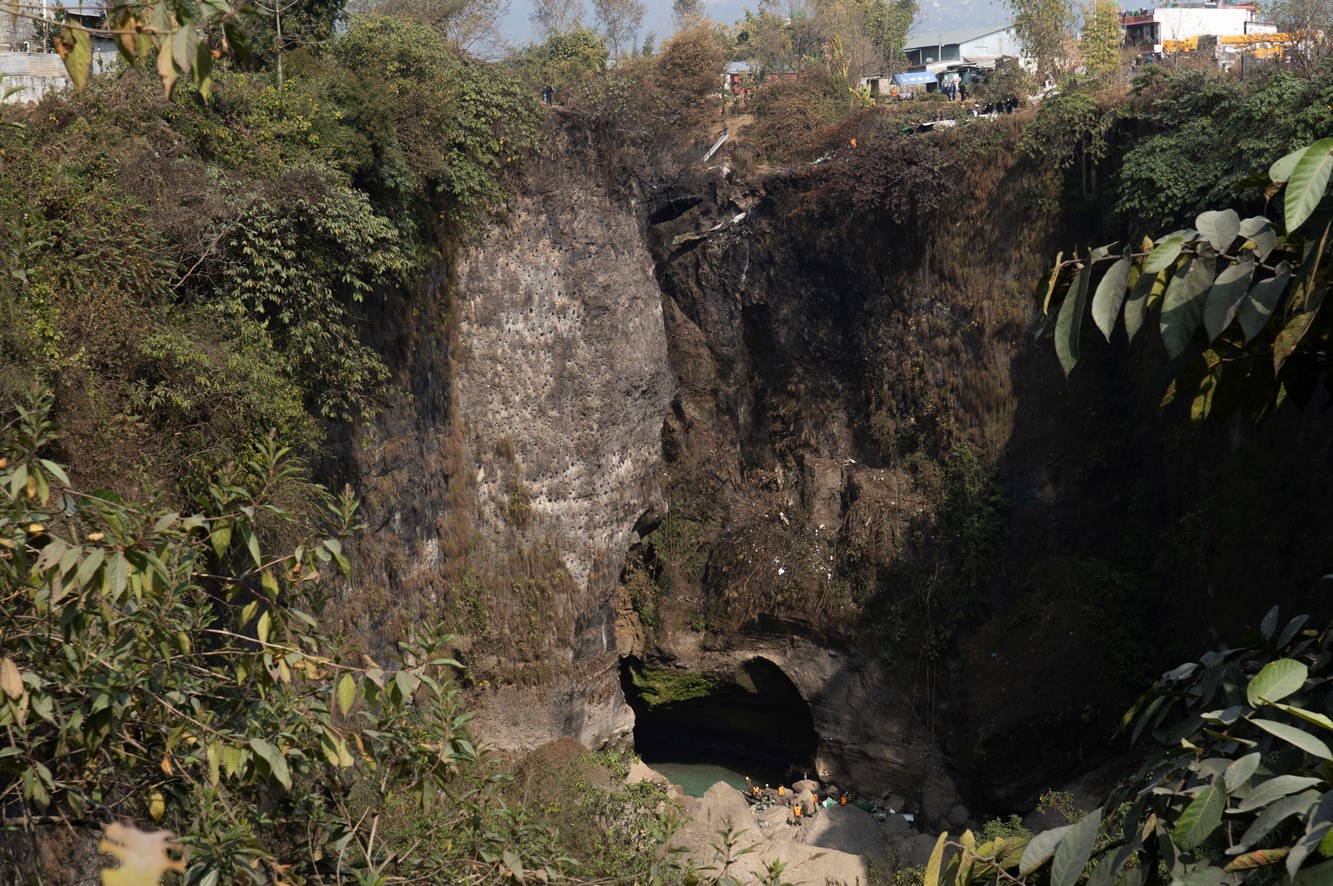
333;117;1333;822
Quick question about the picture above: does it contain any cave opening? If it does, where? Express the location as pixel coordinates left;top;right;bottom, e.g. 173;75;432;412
621;656;819;788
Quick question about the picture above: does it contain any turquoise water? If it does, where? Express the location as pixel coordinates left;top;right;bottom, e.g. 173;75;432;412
645;760;751;798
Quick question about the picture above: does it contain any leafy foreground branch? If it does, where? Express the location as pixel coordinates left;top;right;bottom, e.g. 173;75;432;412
0;390;677;884
925;607;1333;886
1040;139;1333;426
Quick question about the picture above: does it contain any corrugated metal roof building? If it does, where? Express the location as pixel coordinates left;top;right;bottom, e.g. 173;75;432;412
904;24;1023;67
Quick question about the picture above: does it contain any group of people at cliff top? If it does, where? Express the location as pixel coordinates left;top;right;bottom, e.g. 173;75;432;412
971;96;1021;116
743;775;850;826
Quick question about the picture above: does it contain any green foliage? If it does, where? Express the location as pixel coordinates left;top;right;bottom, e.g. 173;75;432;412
921;608;1333;886
0;391;659;883
1077;0;1124;81
1010;0;1077;78
1019;81;1124;210
508;26;608;95
506;744;689;883
751;70;847;163
627;663;725;707
1041;139;1333;425
217;180;405;422
242;0;345;71
335;16;544;233
981;815;1034;845
1115;68;1333;232
0;23;543;503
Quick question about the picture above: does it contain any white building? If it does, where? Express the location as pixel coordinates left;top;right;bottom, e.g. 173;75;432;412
1122;3;1277;56
904;24;1025;72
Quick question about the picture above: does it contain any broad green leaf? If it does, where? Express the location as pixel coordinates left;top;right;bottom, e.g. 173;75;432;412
1174;784;1224;851
1239;216;1277;261
248;738;290;790
37;458;69;487
1161;258;1215;360
1203;257;1254;340
337;673;356;716
244;527;262;567
55;26;92;95
194;40;214;101
1053;813;1100;886
1280;614;1311;648
171;26;196;76
1262;605;1281;639
924;831;948;886
1232;789;1319;853
1144;235;1185;275
1056;266;1091;376
1196;209;1240;252
1269;145;1311;182
1288;794;1333;879
1226;847;1290;871
1125;268;1162;342
1275;704;1333;732
260;570;279;600
1171;868;1223;886
1272;145;1311;184
257;611;271;645
394;669;416;701
107;554;129;597
206;743;220;786
1285;139;1333;232
1295;857;1333;886
1253;719;1333;760
1238;775;1322;812
210;522;231;559
1248;658;1308;706
1224;752;1262;792
1093;256;1132;341
1239;262;1292;342
1086;841;1138;886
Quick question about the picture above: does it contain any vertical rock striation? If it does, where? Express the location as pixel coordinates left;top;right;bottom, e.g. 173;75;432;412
342;134;673;752
453;155;674;748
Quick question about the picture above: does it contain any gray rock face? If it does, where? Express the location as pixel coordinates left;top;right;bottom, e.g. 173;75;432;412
453;151;673;751
340;140;672;754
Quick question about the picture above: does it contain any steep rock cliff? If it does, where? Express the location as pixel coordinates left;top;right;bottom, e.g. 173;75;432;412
334;116;1333;821
630;121;1333;816
334;128;672;752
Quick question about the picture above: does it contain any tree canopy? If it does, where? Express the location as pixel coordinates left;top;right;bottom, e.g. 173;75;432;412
1040;139;1333;426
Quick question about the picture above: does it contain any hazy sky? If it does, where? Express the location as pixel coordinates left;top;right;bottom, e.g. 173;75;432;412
496;0;1013;50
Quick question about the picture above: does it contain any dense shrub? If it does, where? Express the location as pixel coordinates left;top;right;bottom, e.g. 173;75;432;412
750;70;847;163
0;393;577;884
0;23;542;507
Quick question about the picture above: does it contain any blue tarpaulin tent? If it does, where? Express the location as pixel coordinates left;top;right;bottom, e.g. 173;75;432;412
892;72;937;86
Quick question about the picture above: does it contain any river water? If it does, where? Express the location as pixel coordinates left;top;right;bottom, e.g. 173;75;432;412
643;760;750;797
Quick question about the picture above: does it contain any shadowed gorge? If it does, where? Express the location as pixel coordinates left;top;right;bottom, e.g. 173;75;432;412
623;657;819;775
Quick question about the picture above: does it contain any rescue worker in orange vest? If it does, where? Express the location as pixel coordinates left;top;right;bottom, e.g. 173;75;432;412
840;793;848;806
777;785;785;797
793;803;803;825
